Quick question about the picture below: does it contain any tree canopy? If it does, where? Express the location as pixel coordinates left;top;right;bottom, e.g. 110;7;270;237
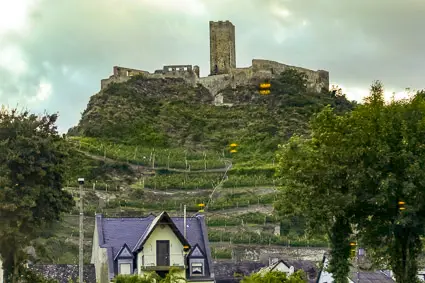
0;108;74;283
275;81;425;283
241;270;306;283
113;268;186;283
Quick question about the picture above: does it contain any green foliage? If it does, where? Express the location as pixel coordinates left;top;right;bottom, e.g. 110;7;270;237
241;270;307;283
68;136;226;170
272;68;308;95
207;229;327;247
0;108;74;282
276;81;425;282
211;247;232;259
62;147;135;186
15;268;59;283
113;267;186;283
70;70;353;163
145;173;222;190
207;212;278;226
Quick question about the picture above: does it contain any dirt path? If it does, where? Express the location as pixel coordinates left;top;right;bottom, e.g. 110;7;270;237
207;204;274;215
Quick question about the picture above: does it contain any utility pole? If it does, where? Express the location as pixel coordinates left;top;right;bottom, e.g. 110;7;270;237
184;205;187;239
78;178;85;283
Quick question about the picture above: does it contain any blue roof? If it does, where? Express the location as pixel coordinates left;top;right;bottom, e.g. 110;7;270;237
95;212;213;280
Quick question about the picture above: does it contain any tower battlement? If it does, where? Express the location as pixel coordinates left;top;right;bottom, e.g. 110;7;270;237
209;20;236;76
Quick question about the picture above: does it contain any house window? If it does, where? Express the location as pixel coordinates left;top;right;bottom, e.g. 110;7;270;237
191;262;203;276
120;263;131;275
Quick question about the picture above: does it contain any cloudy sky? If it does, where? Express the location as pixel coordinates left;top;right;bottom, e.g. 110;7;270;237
1;0;425;132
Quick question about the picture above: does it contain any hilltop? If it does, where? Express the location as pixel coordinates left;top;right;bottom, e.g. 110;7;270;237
68;70;353;161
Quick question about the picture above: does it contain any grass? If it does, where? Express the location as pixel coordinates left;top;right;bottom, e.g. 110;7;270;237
67;136;227;170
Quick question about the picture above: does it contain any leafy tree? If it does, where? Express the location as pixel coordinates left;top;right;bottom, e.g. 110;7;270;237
16;268;59;283
275;81;425;283
347;82;425;283
241;270;306;283
0;108;74;283
113;268;186;283
275;116;354;282
272;68;308;96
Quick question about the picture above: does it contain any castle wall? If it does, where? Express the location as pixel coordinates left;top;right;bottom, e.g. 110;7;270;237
198;74;232;96
101;65;199;90
101;75;131;90
113;66;149;77
252;59;329;92
162;65;193;72
210;21;236;75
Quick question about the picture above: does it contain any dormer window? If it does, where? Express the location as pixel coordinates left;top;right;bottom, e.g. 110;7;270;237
119;263;131;275
114;243;134;275
191;262;204;276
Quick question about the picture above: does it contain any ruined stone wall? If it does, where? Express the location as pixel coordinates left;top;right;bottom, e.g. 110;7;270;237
113;66;149;77
101;75;131;90
198;74;232;97
252;59;329;92
210;21;236;75
100;66;199;90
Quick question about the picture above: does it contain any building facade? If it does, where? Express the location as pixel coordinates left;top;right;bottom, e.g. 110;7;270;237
91;212;215;283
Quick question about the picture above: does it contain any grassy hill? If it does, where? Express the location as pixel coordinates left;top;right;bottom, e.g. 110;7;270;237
31;70;355;264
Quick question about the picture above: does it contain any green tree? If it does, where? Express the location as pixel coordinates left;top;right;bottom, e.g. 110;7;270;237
275;107;355;282
113;268;187;283
0;108;74;283
346;82;425;283
272;68;308;96
276;81;425;283
241;270;306;283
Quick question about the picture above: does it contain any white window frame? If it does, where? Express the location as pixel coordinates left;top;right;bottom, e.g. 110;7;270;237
119;263;131;275
191;262;204;276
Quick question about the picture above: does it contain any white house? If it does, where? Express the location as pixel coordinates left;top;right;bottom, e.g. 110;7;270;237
91;211;215;283
256;258;318;283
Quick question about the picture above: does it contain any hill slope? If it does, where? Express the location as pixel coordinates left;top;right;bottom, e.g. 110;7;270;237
32;70;354;265
68;70;353;162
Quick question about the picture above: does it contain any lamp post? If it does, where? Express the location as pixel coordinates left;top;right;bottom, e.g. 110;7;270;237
78;177;85;283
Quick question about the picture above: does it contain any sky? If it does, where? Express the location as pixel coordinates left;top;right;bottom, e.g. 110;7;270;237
1;0;425;132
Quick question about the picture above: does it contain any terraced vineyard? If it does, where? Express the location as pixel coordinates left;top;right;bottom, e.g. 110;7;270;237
31;136;328;264
30;71;354;264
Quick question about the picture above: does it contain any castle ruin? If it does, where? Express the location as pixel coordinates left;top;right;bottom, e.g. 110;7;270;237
100;21;329;101
209;20;236;75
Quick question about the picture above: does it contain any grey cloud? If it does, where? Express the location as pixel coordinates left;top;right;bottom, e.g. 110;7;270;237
1;0;425;132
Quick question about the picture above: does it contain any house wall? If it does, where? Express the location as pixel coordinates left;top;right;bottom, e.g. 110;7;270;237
0;258;3;283
272;262;291;274
137;224;185;275
91;218;109;283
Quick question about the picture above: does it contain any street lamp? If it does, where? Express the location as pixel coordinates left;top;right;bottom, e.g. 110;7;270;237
78;178;85;283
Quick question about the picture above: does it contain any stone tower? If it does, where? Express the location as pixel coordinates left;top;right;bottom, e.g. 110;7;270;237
209;20;236;75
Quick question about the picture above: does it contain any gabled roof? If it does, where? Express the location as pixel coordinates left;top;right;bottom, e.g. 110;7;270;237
258;260;288;273
114;243;133;260
188;244;206;258
255;259;318;283
132;211;190;253
348;269;395;283
94;212;213;281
